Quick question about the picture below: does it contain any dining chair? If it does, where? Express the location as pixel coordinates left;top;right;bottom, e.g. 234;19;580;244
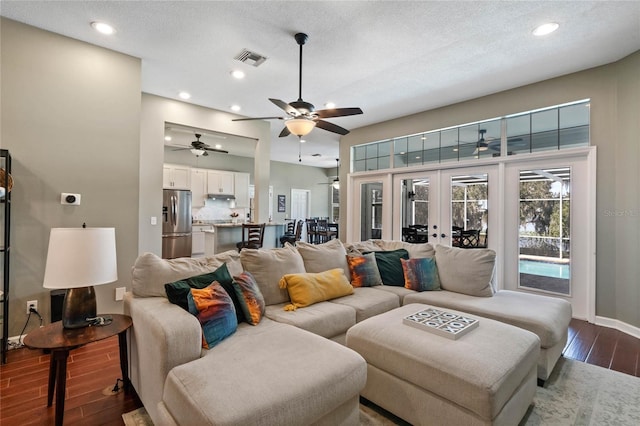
280;220;303;246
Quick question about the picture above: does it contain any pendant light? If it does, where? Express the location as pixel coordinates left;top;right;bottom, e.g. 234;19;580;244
332;158;340;190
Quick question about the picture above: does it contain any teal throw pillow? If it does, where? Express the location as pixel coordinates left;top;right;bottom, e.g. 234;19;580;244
365;249;410;286
401;257;441;291
165;263;246;323
187;282;238;349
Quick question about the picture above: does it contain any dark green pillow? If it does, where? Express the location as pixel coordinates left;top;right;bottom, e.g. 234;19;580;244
165;263;234;310
365;249;410;286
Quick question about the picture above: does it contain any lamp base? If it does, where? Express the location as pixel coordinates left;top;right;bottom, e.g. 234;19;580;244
62;286;97;329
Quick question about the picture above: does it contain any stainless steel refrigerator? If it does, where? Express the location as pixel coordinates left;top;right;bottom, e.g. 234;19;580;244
162;189;192;259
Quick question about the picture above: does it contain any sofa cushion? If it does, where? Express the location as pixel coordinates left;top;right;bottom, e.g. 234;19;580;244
371;285;417;304
401;257;441;291
375;240;435;259
366;249;409;286
163;319;366;426
279;268;354;311
295;239;350;279
265;302;356;339
347;253;383;287
329;287;400;323
164;263;234;311
240;245;306;305
434;244;495;297
344;240;382;255
187;283;237;349
131;250;241;297
403;290;572;349
232;271;265;325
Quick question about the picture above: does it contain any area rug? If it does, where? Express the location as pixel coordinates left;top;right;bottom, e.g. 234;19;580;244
123;357;640;425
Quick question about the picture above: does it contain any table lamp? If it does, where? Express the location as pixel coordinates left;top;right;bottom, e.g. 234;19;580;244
43;227;117;329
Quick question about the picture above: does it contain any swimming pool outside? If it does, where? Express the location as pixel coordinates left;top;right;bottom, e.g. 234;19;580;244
519;259;570;279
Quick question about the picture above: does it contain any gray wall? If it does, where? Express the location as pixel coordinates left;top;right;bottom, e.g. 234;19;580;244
342;50;640;328
0;18;141;336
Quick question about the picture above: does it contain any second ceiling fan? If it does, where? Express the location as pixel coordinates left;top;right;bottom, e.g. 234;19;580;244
232;32;363;138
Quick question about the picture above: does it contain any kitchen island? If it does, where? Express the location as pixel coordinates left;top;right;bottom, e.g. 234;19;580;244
204;222;286;255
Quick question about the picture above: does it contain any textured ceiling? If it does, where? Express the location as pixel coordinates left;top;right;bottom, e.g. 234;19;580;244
2;1;639;167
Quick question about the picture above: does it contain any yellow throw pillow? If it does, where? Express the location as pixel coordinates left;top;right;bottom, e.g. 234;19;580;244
278;268;354;311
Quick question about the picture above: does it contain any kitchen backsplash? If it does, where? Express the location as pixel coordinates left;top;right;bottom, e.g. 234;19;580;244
193;198;247;222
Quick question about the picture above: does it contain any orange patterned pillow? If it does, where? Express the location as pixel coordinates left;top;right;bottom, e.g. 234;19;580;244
346;253;383;287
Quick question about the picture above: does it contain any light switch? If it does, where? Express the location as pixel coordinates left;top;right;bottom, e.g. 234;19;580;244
115;287;126;301
151;216;157;225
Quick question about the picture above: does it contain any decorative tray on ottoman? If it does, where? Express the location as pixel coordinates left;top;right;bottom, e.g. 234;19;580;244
403;307;479;340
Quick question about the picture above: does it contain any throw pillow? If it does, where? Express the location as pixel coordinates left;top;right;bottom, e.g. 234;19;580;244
187;282;238;349
240;245;306;305
232;271;265;325
295;239;350;279
344;240;382;255
434;244;496;297
401;257;441;291
374;240;436;259
278;268;354;311
365;249;409;286
346;253;383;287
132;250;241;297
165;263;234;311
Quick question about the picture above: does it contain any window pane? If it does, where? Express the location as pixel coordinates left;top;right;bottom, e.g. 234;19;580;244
518;168;571;295
560;103;590;148
354;145;366;161
377;156;390;169
366;144;378;159
440;129;458;162
450;174;488;248
378;141;391;156
401;178;429;243
365;158;378;171
354;159;366;172
361;182;383;240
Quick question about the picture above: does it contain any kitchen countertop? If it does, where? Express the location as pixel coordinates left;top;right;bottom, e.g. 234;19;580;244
210;222;285;228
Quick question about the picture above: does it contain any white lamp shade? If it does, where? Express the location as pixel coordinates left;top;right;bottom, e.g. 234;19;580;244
285;118;316;136
43;227;117;289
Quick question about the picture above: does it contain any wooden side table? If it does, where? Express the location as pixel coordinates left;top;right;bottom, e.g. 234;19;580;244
23;314;132;426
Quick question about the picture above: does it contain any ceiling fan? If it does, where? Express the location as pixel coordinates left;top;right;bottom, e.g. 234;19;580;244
172;134;229;157
318;158;340;189
232;32;363;138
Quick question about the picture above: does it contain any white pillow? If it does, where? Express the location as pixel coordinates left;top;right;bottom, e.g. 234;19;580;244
434;244;496;297
295;239;350;279
375;240;435;258
240;245;306;305
131;250;241;297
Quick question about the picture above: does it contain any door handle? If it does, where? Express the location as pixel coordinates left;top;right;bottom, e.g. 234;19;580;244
171;195;177;225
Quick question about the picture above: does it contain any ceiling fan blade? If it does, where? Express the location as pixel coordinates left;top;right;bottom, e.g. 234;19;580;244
171;147;189;151
232;116;285;122
270;98;299;115
278;127;291;138
203;147;229;154
315;119;349;135
315;107;363;119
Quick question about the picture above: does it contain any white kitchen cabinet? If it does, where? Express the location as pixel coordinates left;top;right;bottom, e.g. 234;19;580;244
163;164;190;189
207;170;234;195
191;225;211;257
190;168;207;207
234;172;250;208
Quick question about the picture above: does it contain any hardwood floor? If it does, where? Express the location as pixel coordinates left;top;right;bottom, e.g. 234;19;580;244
1;319;639;425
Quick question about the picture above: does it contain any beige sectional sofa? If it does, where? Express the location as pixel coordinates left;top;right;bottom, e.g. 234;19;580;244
125;238;571;425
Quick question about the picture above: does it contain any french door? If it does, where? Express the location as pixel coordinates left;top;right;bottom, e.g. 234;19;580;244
503;153;595;320
391;165;499;249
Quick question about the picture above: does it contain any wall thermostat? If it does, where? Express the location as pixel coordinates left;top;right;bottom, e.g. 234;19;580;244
61;193;81;205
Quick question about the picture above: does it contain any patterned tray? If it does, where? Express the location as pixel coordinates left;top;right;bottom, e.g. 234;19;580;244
402;307;479;340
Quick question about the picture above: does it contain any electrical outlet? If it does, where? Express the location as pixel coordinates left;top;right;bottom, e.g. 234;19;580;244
27;300;37;314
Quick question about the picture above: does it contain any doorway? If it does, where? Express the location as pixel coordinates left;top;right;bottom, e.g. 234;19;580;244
290;188;310;241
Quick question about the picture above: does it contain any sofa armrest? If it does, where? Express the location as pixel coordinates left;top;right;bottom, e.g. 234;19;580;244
124;292;201;422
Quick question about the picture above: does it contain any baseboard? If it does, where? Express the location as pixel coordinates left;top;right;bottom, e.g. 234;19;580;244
595;316;640;339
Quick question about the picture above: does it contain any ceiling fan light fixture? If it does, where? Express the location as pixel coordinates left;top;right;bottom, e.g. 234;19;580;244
532;22;559;36
332;179;340;190
190;148;205;156
285;118;316;137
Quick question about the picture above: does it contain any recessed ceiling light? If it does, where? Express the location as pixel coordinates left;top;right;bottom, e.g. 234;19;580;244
164;136;172;142
324;102;336;109
215;144;222;149
178;91;191;100
91;21;115;35
230;104;241;112
231;70;245;79
532;22;559;37
300;139;306;143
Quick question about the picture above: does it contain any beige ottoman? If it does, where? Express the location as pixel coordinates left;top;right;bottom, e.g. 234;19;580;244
346;304;540;426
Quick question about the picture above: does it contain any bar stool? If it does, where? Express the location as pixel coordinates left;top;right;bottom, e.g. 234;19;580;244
236;223;266;251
